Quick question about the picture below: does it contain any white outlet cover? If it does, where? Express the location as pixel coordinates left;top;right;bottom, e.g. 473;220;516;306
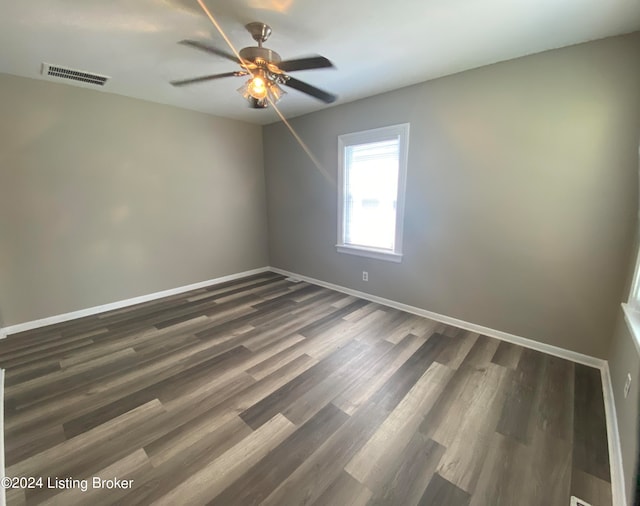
570;496;592;506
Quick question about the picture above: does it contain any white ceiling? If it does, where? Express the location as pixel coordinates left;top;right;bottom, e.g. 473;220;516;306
1;0;639;125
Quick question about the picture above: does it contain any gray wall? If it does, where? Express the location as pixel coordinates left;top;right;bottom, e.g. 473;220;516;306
263;32;640;358
608;226;640;505
0;73;268;326
609;312;639;505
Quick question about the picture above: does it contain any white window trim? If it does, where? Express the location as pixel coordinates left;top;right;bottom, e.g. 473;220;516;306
336;123;410;263
622;144;640;354
336;244;403;263
622;238;640;355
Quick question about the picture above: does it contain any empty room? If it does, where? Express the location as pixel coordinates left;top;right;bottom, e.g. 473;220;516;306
1;0;639;505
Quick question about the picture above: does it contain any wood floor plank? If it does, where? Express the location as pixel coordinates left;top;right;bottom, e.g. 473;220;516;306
61;359;250;440
370;333;448;412
330;294;359;309
490;340;523;369
354;309;410;346
571;468;613;506
5;348;139;408
312;471;373;506
526;427;573;505
5;488;26;506
573;363;611;482
342;301;384;322
419;473;471;506
302;309;389;360
7;399;165;478
244;342;309;381
3;360;61;387
537;355;574;440
240;297;338;352
433;363;509;493
0;329;104;363
345;361;453;492
145;413;251;468
384;315;437;345
5;326;256;434
239;339;366;430
260;401;390;506
288;283;328;303
459;334;501;368
468;432;527;506
59;315;214;368
187;352;320;421
206;403;349;506
296;299;369;338
1;338;96;369
469;428;573;506
435;331;479;369
333;333;427;415
495;348;545;444
150;413;296;505
0;273;613;506
121;415;255;504
282;339;391;426
4;423;66;466
368;432;445;506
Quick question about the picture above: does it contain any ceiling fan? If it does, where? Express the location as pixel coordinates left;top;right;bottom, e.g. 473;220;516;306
171;22;337;109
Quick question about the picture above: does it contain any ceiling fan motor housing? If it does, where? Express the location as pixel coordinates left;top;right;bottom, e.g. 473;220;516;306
239;47;282;66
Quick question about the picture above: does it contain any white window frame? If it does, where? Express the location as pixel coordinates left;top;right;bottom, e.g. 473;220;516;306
622;248;640;355
336;123;410;263
622;145;640;354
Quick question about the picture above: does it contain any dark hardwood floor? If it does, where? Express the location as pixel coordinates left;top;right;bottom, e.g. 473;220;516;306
0;272;612;505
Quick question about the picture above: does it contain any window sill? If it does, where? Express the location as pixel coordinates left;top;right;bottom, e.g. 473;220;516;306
336;244;403;263
621;303;640;356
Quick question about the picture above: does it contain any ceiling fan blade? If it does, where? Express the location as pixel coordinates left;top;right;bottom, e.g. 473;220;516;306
171;71;241;86
278;56;334;72
179;40;240;64
283;76;337;103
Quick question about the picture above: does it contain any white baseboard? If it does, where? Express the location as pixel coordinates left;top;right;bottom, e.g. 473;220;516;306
269;267;605;368
601;363;627;506
0;267;271;338
269;266;627;504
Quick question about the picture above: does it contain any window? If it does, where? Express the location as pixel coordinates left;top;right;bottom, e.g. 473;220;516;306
623;242;640;353
622;149;640;352
337;123;409;262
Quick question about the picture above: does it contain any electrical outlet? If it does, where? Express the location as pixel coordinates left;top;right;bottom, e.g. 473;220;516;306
362;271;368;282
624;373;632;399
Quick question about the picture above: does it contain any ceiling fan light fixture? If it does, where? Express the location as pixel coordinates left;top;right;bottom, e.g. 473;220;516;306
173;21;336;109
248;96;268;109
237;73;286;107
267;81;286;104
247;74;268;100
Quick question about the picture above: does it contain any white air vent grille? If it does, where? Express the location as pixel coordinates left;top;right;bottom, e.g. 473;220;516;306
42;63;109;86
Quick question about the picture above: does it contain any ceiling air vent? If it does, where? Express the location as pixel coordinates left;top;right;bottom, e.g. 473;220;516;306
41;63;109;86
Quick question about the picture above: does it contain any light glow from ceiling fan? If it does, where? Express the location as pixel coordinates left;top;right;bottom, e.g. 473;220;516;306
248;75;267;100
238;75;286;106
